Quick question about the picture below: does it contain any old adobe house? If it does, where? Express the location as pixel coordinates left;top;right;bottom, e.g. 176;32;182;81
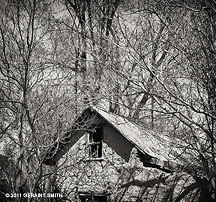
42;107;190;202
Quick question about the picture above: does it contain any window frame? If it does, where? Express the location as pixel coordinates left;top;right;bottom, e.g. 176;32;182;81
79;193;108;202
87;127;104;160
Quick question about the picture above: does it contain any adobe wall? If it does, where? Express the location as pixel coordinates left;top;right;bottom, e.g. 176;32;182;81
56;124;195;202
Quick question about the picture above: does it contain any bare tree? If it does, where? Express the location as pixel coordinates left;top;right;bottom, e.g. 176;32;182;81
112;0;216;201
0;1;74;200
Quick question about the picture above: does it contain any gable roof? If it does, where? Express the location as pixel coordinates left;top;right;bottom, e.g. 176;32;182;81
94;108;182;163
42;107;184;172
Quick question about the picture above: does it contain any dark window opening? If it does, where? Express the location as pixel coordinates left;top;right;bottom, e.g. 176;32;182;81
94;196;107;202
88;127;103;158
79;195;107;202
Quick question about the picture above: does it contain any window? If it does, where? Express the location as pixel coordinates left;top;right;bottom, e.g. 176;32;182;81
88;127;103;159
79;195;107;202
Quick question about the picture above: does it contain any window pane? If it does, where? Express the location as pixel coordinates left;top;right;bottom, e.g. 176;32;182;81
94;196;107;202
89;127;103;158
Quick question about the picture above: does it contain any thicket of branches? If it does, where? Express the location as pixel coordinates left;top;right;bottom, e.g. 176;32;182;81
0;0;216;201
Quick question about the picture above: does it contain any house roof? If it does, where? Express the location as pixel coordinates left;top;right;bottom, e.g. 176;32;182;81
93;107;182;164
42;107;184;171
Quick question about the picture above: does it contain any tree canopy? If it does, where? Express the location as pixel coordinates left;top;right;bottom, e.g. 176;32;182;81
0;0;216;201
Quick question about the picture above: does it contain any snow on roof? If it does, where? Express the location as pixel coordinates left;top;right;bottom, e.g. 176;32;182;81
93;107;183;164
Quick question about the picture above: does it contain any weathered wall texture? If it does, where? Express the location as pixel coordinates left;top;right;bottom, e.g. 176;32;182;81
55;124;195;201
